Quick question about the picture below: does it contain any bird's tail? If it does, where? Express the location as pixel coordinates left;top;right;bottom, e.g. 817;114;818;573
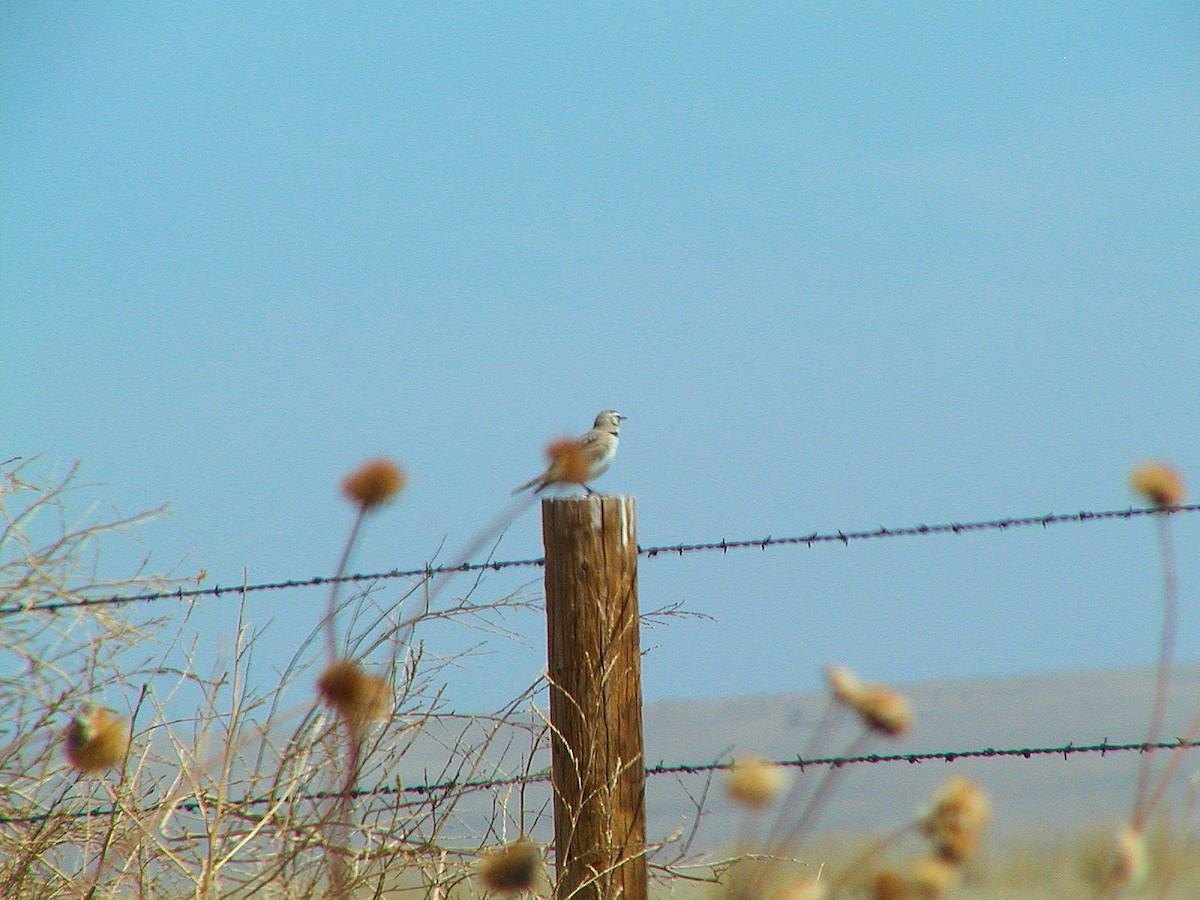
511;474;545;495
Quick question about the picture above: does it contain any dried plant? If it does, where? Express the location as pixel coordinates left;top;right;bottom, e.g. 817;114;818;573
1095;461;1194;899
6;450;1200;899
0;458;555;897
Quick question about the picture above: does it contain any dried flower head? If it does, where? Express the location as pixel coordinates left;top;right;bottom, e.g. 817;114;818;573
1105;825;1148;890
1130;461;1186;508
716;857;768;899
725;755;787;809
825;664;864;704
478;839;541;894
342;458;406;510
908;855;959;899
64;703;129;774
920;777;990;862
856;684;913;737
873;870;908;900
774;877;827;900
826;665;912;737
931;826;981;865
317;659;391;735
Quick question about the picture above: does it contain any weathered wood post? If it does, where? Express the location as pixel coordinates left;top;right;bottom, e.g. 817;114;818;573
542;495;646;900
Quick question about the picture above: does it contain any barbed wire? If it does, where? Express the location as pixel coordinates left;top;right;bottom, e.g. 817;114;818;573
639;503;1198;557
4;503;1195;617
3;738;1195;826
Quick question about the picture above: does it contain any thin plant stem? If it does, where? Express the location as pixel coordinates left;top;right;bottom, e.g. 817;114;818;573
749;730;873;896
1156;774;1200;900
1138;709;1200;833
325;506;368;662
773;730;872;857
1132;513;1178;826
390;493;536;651
758;694;842;856
824;820;916;896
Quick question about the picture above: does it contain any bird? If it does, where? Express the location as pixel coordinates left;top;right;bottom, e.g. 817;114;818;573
512;409;626;495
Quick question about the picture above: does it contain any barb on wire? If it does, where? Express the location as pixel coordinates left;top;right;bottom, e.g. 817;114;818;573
639;503;1200;558
646;738;1200;776
4;503;1196;616
3;738;1195;826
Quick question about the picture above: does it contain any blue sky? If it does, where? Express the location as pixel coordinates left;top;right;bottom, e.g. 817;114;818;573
4;3;1198;713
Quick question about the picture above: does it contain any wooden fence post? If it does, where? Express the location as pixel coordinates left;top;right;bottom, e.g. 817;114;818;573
542;495;646;900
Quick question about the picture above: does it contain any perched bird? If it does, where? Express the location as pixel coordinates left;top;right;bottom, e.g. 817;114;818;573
513;409;626;495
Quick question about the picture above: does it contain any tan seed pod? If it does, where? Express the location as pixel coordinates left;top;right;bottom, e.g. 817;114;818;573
920;777;990;862
64;703;129;774
317;659;391;735
825;664;912;736
825;663;865;704
773;876;827;900
931;827;981;865
478;839;541;894
342;458;406;510
725;755;787;809
854;684;913;737
873;869;909;900
1106;825;1148;890
908;855;959;899
1129;461;1186;508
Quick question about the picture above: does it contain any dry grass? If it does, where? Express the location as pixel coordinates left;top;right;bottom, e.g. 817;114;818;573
0;459;550;897
648;826;1200;899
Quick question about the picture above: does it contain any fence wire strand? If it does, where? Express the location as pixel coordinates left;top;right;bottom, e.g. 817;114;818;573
4;503;1196;616
3;739;1196;826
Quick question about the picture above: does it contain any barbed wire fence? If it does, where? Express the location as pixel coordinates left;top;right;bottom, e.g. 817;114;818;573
5;495;1199;887
5;502;1196;616
4;739;1196;827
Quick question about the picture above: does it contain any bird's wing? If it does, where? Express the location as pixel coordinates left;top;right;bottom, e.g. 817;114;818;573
575;429;607;459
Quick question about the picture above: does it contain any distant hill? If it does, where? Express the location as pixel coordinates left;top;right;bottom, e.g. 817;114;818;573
392;663;1200;852
641;663;1200;848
